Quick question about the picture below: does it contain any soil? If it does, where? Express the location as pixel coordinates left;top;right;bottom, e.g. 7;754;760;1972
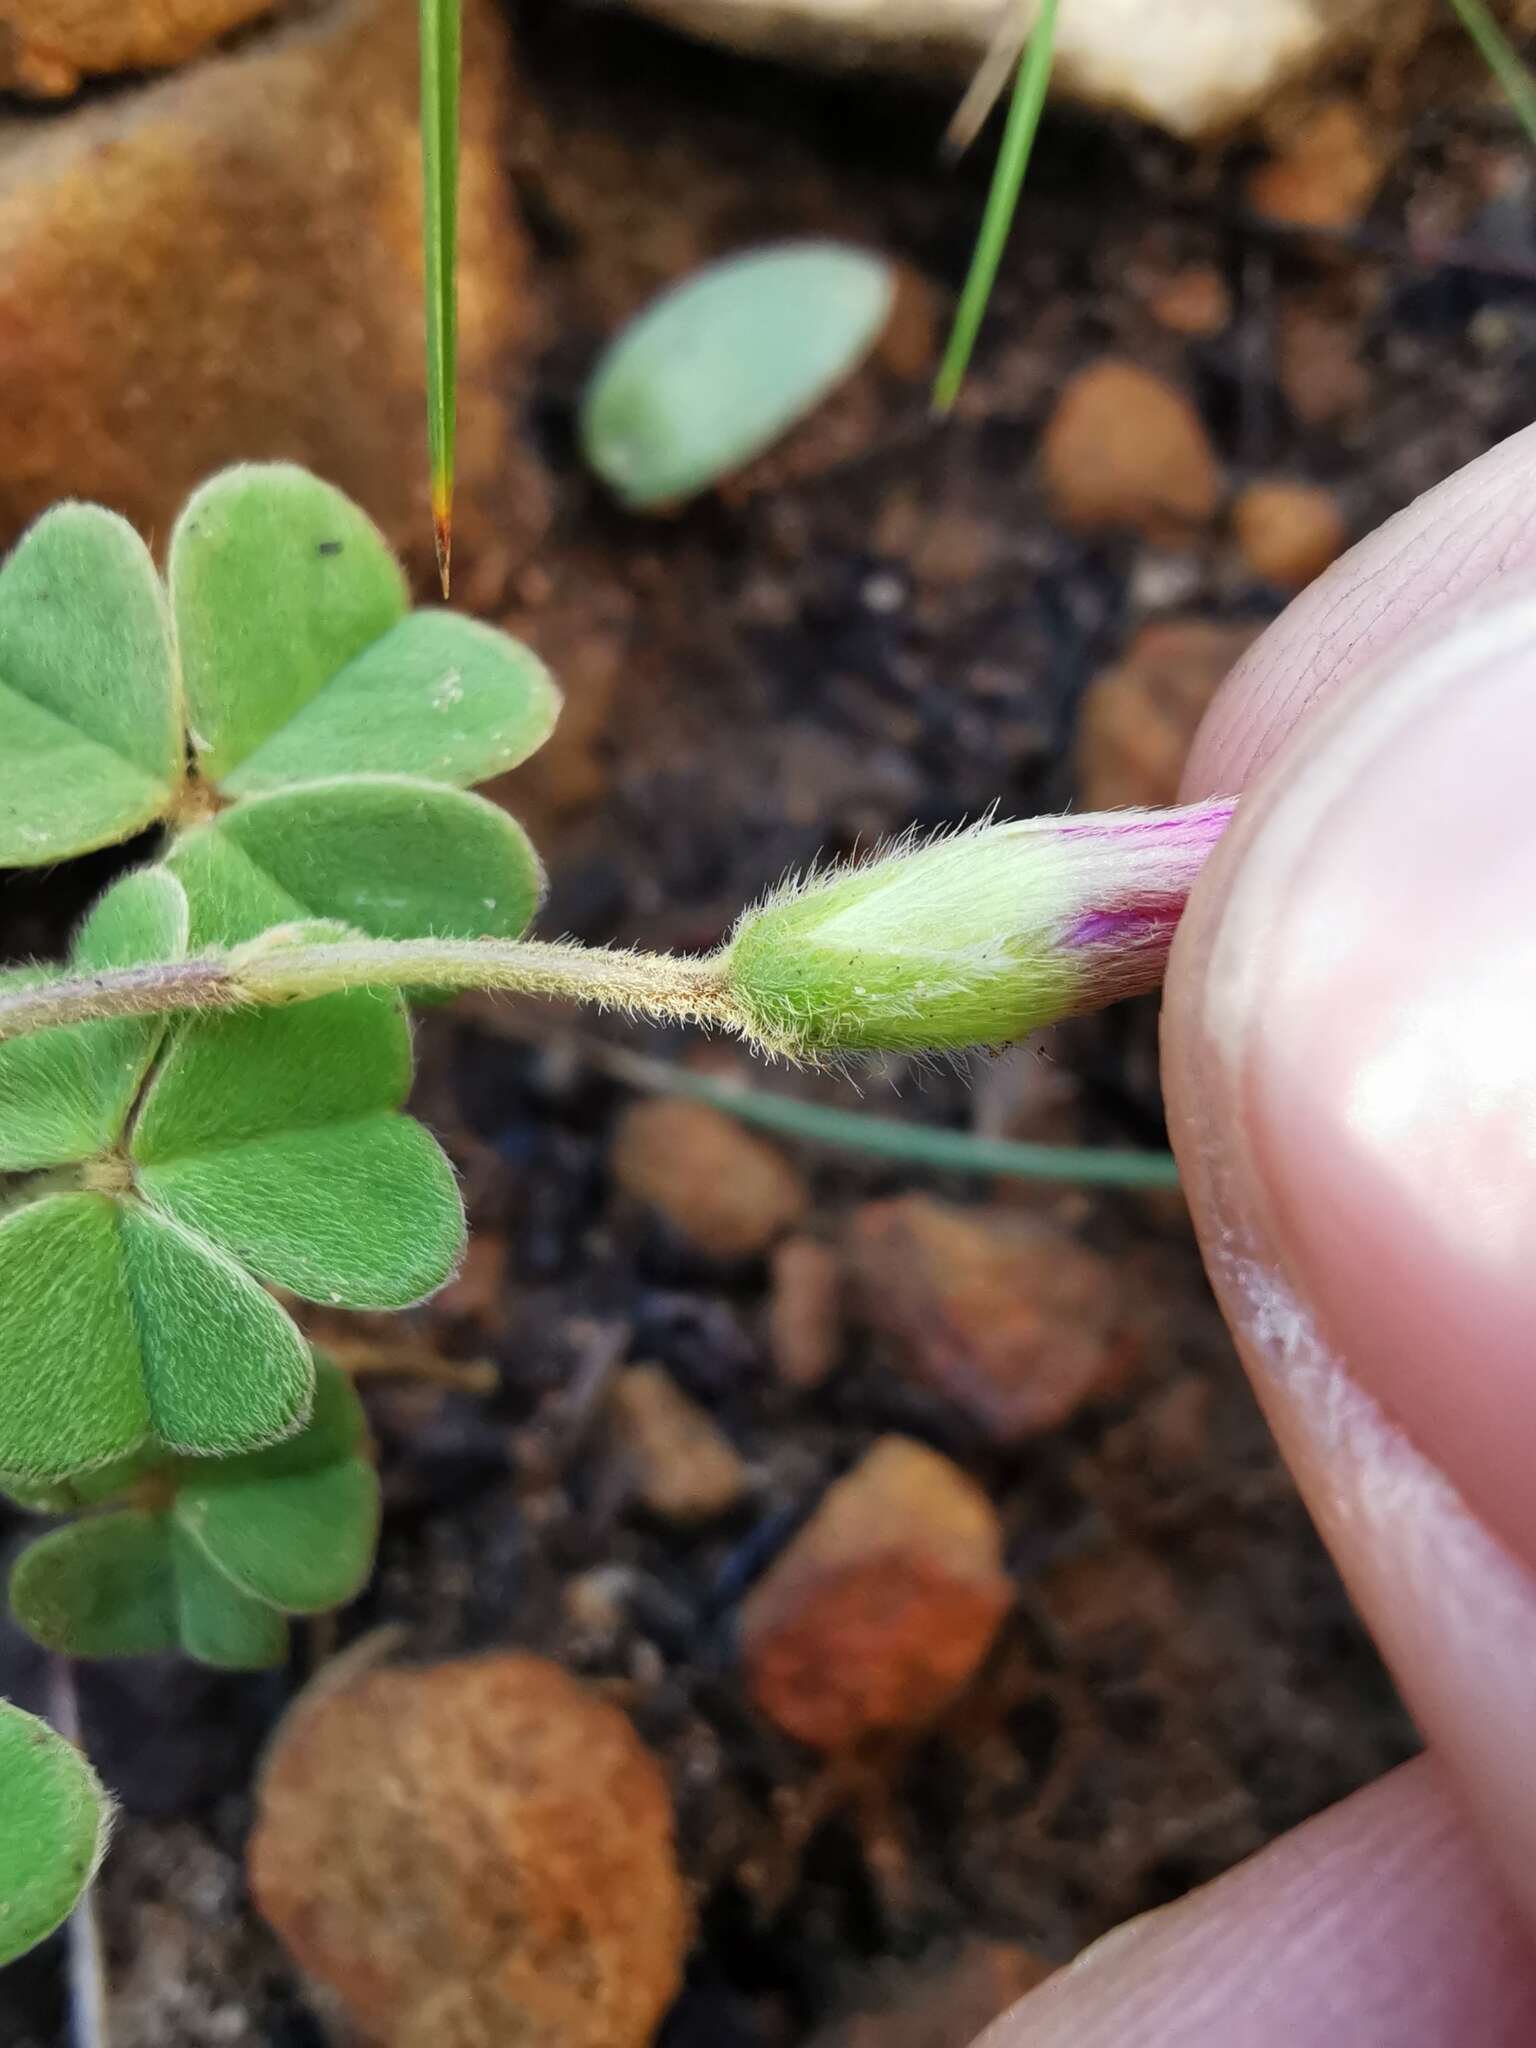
5;4;1536;2041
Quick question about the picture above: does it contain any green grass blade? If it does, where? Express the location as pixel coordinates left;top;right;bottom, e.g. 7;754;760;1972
1447;0;1536;147
420;0;461;594
933;0;1059;413
608;1050;1180;1189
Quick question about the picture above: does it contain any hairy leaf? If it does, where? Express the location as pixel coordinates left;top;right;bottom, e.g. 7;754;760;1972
0;868;190;1172
0;504;181;864
169;776;544;949
179;1458;378;1614
220;611;560;796
0;1701;111;1966
170;465;408;785
132;985;464;1308
582;242;893;509
0;1194;312;1478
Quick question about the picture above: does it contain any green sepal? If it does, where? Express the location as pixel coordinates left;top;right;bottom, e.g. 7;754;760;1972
0;503;181;865
0;1701;111;1966
0;867;189;1172
220;611;560;797
0;1192;312;1479
169;464;408;786
131;977;465;1308
168;776;544;950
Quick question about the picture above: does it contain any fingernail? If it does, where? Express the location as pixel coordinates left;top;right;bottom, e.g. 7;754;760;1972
1190;588;1536;1576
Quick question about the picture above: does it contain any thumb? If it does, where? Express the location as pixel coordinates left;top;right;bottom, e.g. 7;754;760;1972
1163;576;1536;1929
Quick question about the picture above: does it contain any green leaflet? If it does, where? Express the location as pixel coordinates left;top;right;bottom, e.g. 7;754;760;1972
0;1194;312;1478
582;242;894;509
0;868;189;1172
0;504;182;865
132;979;465;1307
168;777;544;949
220;610;558;796
169;465;409;784
0;1702;111;1966
10;1359;379;1668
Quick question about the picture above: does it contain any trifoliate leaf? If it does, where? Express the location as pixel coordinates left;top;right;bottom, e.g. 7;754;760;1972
0;1702;111;1966
581;242;894;509
0;504;182;865
169;465;408;786
9;1359;376;1669
220;612;560;798
0;868;190;1172
132;986;465;1308
10;1512;288;1670
0;1193;312;1478
168;776;544;949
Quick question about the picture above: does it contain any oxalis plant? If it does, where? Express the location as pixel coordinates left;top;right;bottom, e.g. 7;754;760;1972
0;460;1232;1962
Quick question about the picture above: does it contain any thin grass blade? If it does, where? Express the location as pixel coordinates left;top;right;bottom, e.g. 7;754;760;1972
420;0;461;595
933;0;1059;413
1447;0;1536;147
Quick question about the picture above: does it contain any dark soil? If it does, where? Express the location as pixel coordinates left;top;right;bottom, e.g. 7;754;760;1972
6;3;1536;2040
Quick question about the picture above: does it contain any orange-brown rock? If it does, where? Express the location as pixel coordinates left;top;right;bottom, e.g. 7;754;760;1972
611;1364;748;1522
1041;360;1222;540
1076;618;1261;810
1275;301;1370;426
0;0;545;571
1146;264;1231;338
1247;98;1388;232
767;1236;845;1390
249;1654;690;2048
1234;479;1347;590
845;1197;1130;1441
611;1099;809;1260
0;0;276;95
740;1435;1011;1749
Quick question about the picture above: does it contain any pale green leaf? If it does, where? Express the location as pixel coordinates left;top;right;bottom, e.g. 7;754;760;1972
0;1701;110;1966
0;503;181;864
581;242;894;509
169;465;408;785
131;986;465;1307
0;1193;312;1478
0;868;191;1172
220;611;560;796
169;775;544;948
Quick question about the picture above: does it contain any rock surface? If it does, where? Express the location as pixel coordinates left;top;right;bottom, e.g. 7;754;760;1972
0;0;544;568
249;1653;690;2048
1041;361;1222;541
1076;618;1262;810
767;1236;845;1390
611;1099;809;1259
845;1198;1130;1441
1247;98;1388;231
0;0;276;95
611;1364;749;1521
740;1435;1012;1749
603;0;1466;140
1233;479;1348;590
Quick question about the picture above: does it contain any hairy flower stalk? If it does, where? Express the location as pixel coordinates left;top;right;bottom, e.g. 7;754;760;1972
721;798;1236;1057
0;801;1234;1057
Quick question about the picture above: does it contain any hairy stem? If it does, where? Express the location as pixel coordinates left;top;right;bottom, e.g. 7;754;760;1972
0;938;739;1045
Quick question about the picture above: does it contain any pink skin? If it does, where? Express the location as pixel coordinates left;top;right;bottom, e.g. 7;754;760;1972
979;419;1536;2045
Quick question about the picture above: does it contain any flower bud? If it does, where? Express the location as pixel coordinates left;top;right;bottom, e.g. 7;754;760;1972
722;799;1235;1057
